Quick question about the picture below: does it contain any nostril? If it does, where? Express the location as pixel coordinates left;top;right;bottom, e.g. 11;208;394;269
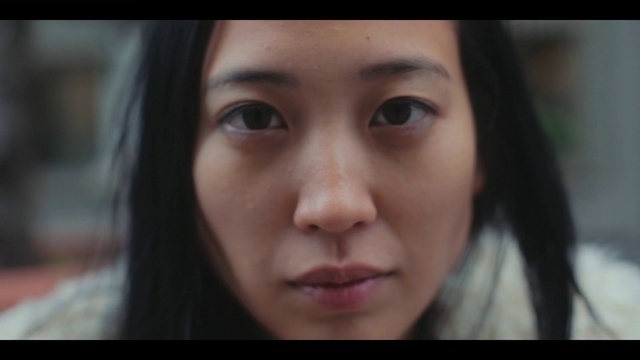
304;219;368;234
293;183;378;235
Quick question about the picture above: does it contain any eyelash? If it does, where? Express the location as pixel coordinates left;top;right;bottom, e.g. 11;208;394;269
219;102;286;132
370;97;438;127
218;97;437;132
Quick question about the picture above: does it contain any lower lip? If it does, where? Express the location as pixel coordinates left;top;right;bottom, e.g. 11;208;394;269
294;275;387;310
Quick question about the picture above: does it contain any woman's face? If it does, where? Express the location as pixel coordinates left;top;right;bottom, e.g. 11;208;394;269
194;20;483;339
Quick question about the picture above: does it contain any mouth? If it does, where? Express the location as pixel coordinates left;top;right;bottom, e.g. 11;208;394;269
288;265;392;310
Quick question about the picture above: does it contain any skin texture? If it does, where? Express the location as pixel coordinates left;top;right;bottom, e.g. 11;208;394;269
193;20;483;339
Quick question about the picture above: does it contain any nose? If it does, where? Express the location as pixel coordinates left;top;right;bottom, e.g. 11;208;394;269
294;184;377;234
293;137;377;235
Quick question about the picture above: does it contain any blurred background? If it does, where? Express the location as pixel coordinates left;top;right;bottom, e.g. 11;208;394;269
1;20;639;311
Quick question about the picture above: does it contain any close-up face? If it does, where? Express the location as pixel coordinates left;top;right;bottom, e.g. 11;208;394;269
193;20;483;339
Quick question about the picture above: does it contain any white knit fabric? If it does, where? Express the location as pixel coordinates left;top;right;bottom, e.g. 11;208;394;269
440;234;640;339
0;259;124;339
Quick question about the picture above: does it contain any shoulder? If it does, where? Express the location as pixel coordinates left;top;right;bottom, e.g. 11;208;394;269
0;259;124;340
440;231;640;339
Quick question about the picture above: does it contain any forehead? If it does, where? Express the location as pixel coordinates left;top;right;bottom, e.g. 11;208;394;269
204;20;462;82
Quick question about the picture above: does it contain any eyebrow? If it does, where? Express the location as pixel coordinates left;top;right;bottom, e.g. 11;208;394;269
207;70;298;91
206;57;450;92
359;58;451;81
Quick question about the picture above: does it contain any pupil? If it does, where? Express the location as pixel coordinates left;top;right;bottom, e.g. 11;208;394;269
383;102;411;125
243;106;272;130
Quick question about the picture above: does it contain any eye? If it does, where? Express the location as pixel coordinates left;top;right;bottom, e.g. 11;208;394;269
371;97;436;127
220;103;285;131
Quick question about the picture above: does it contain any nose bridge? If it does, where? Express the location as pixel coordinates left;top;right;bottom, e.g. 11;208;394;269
312;124;351;188
293;122;377;235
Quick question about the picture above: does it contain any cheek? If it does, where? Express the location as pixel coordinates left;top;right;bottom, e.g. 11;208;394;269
193;137;291;296
380;122;477;283
194;139;254;287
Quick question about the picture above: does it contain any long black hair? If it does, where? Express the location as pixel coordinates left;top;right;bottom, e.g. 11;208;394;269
118;20;578;339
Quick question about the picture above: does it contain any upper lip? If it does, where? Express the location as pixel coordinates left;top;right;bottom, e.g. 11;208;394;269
291;265;390;286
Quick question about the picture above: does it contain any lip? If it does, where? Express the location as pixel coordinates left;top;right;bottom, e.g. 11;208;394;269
289;265;392;310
